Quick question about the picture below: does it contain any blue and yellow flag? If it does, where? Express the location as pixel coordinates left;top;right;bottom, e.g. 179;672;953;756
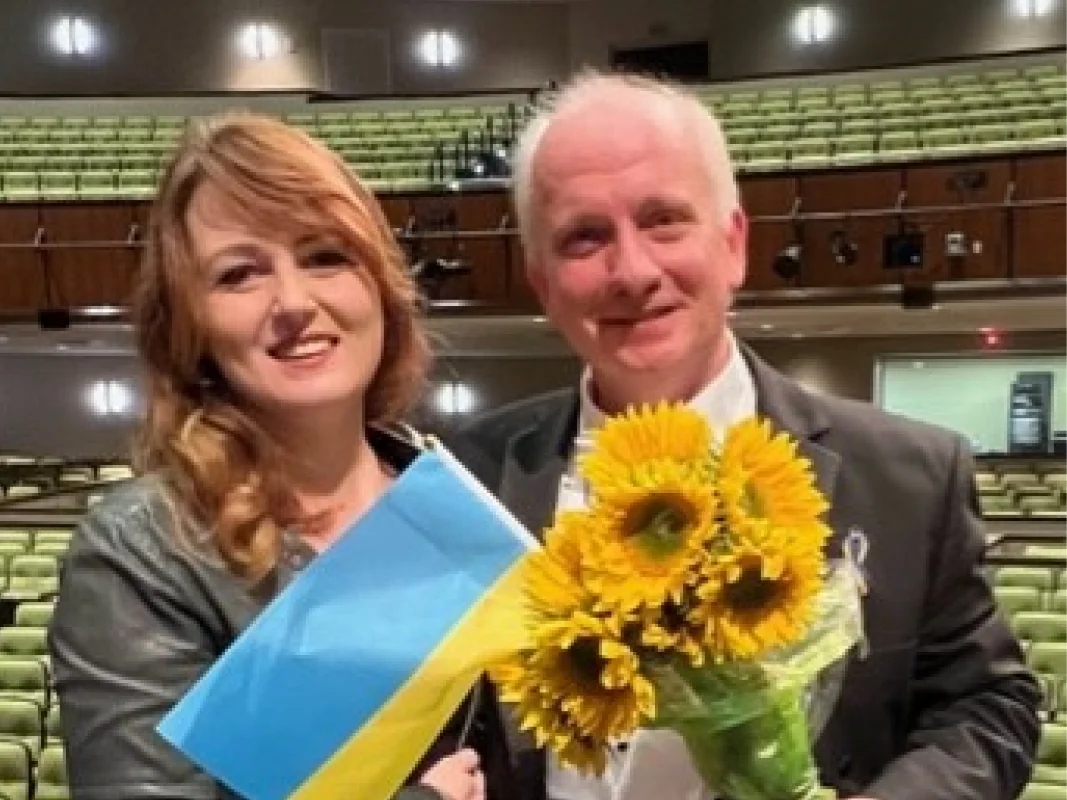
158;442;537;800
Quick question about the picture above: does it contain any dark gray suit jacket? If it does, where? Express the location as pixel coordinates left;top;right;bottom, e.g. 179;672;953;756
450;345;1041;800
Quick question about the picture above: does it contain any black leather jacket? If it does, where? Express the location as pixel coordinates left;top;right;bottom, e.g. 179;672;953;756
48;430;514;800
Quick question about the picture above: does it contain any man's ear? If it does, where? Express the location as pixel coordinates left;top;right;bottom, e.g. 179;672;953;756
525;258;550;308
725;208;749;293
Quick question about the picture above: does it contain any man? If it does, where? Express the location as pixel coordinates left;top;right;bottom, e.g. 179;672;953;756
453;71;1041;800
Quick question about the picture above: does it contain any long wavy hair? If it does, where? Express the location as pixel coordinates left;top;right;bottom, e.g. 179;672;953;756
133;112;430;582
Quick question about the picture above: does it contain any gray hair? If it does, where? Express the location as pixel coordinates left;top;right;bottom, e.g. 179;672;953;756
511;70;740;260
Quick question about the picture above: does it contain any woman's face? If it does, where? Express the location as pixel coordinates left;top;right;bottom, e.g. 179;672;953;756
187;181;385;422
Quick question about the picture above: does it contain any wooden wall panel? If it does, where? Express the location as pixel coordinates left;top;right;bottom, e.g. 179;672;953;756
452;192;510;308
904;160;1012;207
38;204;140;307
1014;206;1067;278
739;176;798;216
1014;153;1067;201
799;169;903;212
0;206;46;312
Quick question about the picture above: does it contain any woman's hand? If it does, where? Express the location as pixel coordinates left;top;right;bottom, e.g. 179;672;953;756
419;748;486;800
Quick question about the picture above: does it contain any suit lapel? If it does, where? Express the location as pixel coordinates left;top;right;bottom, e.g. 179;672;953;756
744;344;845;554
498;391;580;541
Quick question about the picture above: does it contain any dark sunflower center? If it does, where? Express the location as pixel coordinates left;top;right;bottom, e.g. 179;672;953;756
622;494;695;558
567;636;607;686
722;562;785;612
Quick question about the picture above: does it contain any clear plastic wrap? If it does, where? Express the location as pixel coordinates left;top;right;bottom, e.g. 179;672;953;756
647;562;866;800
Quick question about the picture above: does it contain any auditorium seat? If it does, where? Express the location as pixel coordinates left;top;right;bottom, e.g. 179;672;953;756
12;601;53;629
0;737;31;800
3;557;58;599
1030;642;1067;681
35;744;69;800
1014;612;1067;645
996;567;1056;594
995;585;1044;616
1033;723;1067;785
0;658;49;707
0;697;44;760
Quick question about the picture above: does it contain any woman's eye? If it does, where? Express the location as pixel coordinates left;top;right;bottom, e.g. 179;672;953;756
215;264;255;287
304;248;352;268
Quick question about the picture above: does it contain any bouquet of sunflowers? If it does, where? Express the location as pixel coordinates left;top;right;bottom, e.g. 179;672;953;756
491;404;865;800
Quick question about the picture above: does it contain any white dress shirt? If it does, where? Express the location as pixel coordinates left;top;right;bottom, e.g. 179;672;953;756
549;333;757;800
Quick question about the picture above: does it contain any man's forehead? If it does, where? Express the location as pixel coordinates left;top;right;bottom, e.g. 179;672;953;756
536;105;694;187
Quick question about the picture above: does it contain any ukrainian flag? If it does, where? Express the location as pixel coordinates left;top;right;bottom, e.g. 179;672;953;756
158;441;537;800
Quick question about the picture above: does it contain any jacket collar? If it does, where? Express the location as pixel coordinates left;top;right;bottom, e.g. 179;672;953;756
498;340;841;538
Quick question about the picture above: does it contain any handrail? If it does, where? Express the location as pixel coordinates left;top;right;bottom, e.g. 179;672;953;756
0;196;1062;250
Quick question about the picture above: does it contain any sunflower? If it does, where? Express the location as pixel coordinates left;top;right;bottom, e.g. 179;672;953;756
579;402;714;497
637;587;711;667
523;511;595;624
490;609;656;775
698;529;824;662
581;464;719;611
716;417;829;541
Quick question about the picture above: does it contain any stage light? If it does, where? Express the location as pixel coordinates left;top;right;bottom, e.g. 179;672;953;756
829;230;858;266
772;244;802;282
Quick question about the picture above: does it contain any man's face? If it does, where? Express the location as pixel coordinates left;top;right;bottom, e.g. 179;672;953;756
526;96;748;409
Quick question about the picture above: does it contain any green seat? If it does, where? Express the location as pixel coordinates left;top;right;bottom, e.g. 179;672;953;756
1025;64;1063;79
1021;782;1065;800
790;137;831;165
1017;119;1064;147
1052;590;1067;614
1031;641;1067;678
1020;495;1065;515
0;659;48;707
994;585;1043;616
77;170;117;199
0;629;46;660
1033;723;1067;785
39;172;76;200
0;698;43;760
0;736;31;800
921;127;967;154
5;555;58;599
45;702;61;742
971;123;1015;151
879;130;920;159
1;172;38;200
31;541;68;559
1014;612;1067;644
13;601;53;628
742;141;788;170
0;534;29;551
997;566;1055;593
833;133;877;164
35;744;68;800
841;118;878;135
32;531;71;548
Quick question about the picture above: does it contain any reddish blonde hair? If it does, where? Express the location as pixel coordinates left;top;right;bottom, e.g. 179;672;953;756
134;112;430;581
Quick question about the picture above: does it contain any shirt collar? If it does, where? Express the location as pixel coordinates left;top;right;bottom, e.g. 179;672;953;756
577;332;756;441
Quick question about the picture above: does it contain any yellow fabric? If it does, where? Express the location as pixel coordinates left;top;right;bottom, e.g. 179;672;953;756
291;558;531;800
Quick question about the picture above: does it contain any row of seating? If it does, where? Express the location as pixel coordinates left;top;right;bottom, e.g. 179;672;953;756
0;59;1060;198
0;596;64;798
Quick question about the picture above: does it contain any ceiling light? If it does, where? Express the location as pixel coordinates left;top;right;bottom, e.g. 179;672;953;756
1011;0;1056;17
794;6;835;44
51;16;96;56
238;22;287;60
419;30;461;68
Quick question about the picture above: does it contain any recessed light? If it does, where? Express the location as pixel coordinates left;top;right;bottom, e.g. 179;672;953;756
790;332;805;339
760;323;775;331
532;315;547;323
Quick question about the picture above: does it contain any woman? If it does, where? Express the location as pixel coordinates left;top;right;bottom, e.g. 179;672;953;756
48;113;510;800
